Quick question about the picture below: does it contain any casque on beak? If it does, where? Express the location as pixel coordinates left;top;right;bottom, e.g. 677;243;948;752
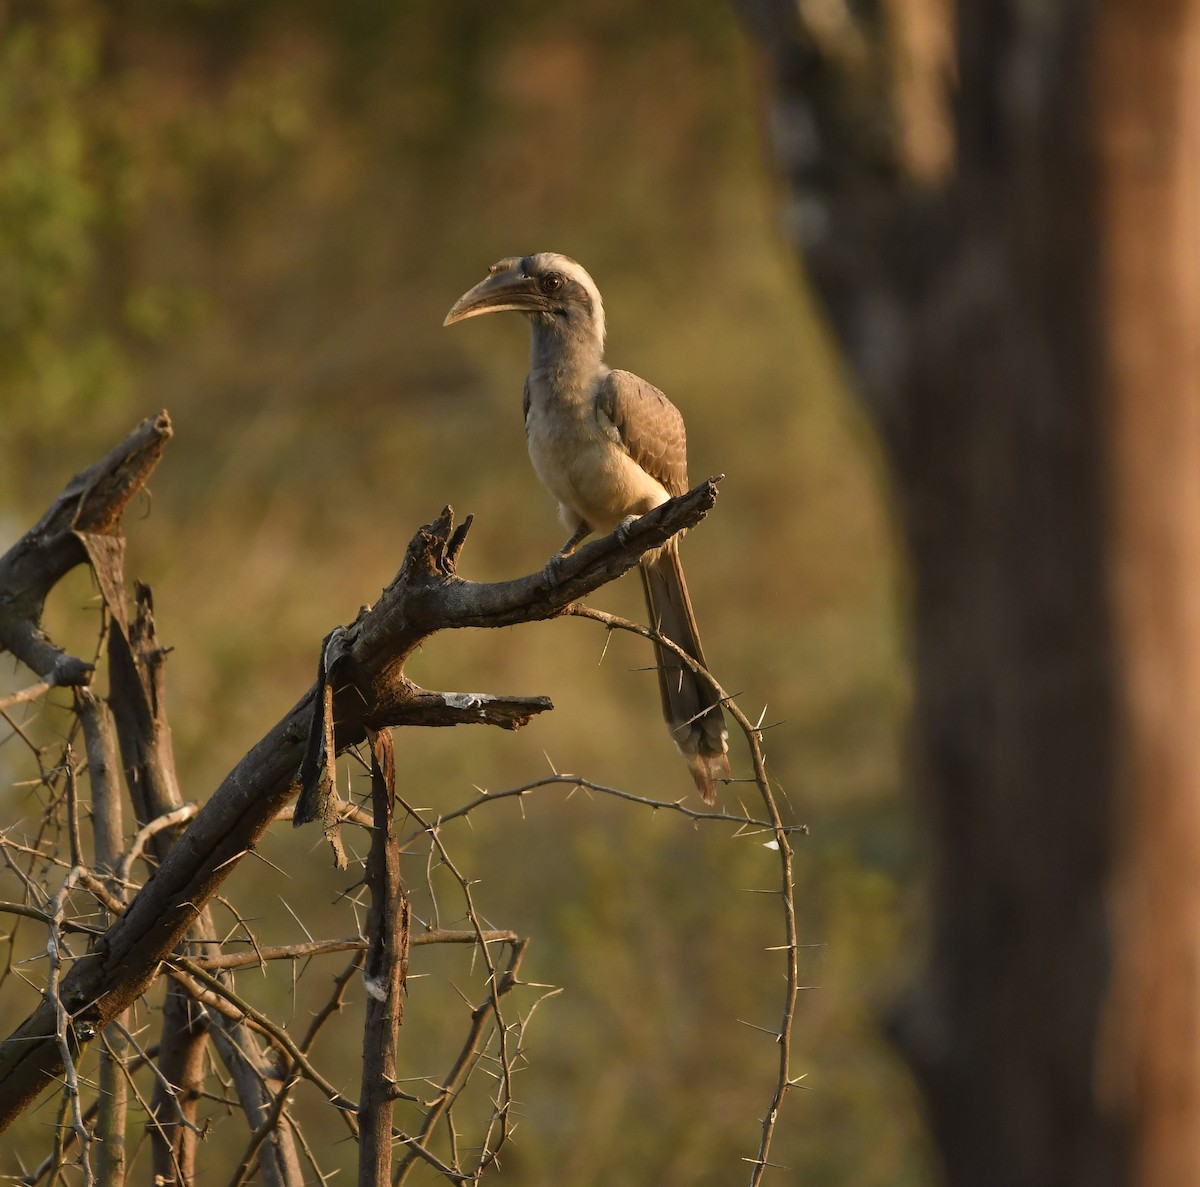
443;258;546;327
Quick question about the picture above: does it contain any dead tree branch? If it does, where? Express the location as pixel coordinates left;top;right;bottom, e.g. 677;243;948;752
0;415;720;1131
0;411;172;684
357;729;409;1187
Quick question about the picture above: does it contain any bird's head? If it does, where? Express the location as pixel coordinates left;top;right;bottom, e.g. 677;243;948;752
443;252;606;349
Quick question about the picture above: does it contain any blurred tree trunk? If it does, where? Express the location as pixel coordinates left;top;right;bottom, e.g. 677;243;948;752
1096;3;1200;1183
737;0;1199;1184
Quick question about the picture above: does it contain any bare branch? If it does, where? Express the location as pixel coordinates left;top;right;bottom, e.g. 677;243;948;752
191;930;520;971
413;771;806;838
565;602;802;1187
0;413;171;678
45;865;94;1187
150;985;207;1187
105;578;185;831
165;957;361;1135
0;476;720;1133
0;678;56;713
358;730;408;1187
0;421;786;1187
391;794;530;1185
82;687;130;1187
207;1009;305;1187
75;689;124;881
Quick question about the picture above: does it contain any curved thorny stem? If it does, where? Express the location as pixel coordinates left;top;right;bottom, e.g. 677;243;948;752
566;603;803;1187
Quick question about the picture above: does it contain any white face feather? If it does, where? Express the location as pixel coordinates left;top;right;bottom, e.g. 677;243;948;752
532;252;606;348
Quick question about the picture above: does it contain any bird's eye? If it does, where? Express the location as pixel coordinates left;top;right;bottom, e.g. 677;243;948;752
540;272;564;294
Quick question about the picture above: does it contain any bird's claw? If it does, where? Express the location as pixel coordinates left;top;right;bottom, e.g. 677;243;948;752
542;550;571;588
613;514;641;546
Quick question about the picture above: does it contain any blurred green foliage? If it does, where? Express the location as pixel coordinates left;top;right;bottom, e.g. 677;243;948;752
0;2;933;1183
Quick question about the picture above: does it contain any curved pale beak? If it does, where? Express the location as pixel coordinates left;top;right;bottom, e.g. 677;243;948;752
443;262;545;327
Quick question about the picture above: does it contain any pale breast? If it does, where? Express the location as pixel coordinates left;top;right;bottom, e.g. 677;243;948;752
526;401;669;535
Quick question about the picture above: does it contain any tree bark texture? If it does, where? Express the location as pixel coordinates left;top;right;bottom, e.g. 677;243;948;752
358;729;409;1187
99;536;303;1187
1095;2;1200;1185
734;0;1200;1182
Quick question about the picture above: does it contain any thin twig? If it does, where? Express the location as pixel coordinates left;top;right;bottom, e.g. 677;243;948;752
567;603;802;1187
299;950;366;1055
402;773;806;846
389;813;527;1187
45;865;94;1187
0;680;54;713
190;930;520;972
164;957;361;1136
117;805;201;888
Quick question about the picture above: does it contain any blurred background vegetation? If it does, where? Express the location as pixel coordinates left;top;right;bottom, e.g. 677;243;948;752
0;1;932;1182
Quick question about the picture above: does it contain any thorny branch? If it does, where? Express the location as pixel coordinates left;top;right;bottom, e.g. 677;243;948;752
0;415;801;1184
567;603;802;1187
389;793;542;1186
0;416;717;1131
358;729;408;1187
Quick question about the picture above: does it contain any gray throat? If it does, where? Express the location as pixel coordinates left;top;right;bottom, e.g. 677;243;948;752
527;315;605;404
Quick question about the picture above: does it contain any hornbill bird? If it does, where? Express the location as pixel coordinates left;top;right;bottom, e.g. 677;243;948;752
444;252;730;802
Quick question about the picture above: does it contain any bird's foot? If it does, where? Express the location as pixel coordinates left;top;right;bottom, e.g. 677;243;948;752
542;550;571;588
613;514;641;546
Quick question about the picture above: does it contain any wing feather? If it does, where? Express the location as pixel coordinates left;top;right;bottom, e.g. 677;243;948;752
595;369;689;497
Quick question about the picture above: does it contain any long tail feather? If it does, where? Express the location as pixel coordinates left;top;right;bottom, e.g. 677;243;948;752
639;542;730;803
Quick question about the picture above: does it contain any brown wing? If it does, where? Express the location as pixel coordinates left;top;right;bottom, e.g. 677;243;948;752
595;369;689;497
